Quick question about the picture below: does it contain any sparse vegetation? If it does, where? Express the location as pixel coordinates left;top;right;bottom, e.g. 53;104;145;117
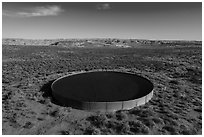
128;120;149;134
2;39;201;135
84;126;101;135
86;114;108;128
162;125;178;134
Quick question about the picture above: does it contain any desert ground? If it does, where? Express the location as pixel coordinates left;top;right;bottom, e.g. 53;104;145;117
2;39;202;135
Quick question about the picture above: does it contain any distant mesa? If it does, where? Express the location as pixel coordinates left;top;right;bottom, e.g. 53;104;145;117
2;38;202;47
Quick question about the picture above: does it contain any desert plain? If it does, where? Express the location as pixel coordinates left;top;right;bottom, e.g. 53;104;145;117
2;38;202;135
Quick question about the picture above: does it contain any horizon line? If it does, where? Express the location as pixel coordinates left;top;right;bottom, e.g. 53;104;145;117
2;37;202;42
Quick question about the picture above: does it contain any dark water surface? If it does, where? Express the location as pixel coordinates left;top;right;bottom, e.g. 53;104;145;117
52;71;153;102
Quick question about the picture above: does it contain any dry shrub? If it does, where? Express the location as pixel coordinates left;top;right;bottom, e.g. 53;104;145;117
162;116;179;126
115;111;128;120
105;112;115;119
169;80;179;85
138;117;155;128
60;130;72;135
105;120;130;134
162;125;178;134
84;126;101;135
129;108;154;118
48;108;60;117
151;117;163;124
194;107;202;112
86;114;108;128
128;120;149;134
23;121;33;129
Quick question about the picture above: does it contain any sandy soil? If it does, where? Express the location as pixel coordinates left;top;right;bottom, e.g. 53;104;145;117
2;44;202;134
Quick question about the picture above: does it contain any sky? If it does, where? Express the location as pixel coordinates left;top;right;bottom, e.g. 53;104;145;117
2;2;202;40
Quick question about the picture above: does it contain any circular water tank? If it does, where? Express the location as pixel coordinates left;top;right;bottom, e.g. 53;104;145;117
51;71;154;112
